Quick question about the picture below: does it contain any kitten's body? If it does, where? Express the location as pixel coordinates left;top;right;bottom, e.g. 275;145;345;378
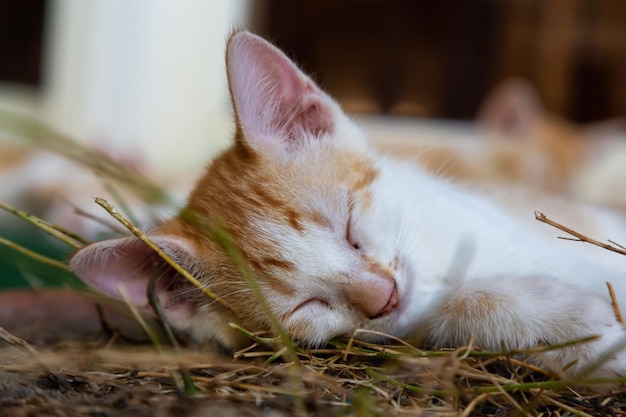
70;31;626;377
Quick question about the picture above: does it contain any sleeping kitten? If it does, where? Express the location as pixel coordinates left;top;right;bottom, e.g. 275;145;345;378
366;79;626;211
70;31;626;377
479;79;626;211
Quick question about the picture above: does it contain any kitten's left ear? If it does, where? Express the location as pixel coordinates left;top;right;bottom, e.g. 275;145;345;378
69;235;201;327
226;31;340;151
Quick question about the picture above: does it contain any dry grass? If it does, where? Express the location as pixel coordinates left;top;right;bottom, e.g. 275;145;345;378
1;112;626;416
1;325;626;417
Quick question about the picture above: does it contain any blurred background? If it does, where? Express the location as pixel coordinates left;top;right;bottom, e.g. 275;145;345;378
259;0;626;122
3;1;626;124
1;0;626;287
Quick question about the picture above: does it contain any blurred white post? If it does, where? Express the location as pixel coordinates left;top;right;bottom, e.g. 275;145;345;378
42;0;251;183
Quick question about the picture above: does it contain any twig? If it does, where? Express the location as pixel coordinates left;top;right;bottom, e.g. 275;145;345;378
71;205;128;235
230;323;281;347
343;329;424;361
543;396;594;417
116;285;188;393
0;326;64;388
209;226;302;368
0;201;87;247
184;212;306;413
116;286;163;349
458;393;491;417
94;197;225;305
101;178;140;226
0;326;41;358
534;211;626;256
368;368;626;396
0;236;69;271
535;212;626;376
609;240;626;251
607;282;625;327
147;266;199;395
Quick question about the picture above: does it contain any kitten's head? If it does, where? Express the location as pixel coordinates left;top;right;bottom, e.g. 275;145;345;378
478;78;587;191
70;31;407;351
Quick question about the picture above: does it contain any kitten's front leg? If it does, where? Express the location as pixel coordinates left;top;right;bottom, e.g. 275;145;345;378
427;276;626;377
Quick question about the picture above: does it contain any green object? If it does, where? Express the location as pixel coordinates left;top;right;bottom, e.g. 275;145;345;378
0;226;74;289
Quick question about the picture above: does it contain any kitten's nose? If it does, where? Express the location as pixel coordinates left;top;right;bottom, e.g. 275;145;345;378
346;273;399;318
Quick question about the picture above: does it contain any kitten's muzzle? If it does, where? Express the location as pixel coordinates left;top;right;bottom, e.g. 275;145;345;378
345;272;399;318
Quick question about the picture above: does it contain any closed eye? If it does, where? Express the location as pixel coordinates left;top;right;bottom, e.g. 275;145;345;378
347;195;360;250
347;217;360;249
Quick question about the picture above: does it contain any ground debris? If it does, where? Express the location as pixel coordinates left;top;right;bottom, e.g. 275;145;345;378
1;335;626;416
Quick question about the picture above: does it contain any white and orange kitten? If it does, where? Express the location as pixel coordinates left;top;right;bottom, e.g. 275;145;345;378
367;78;626;211
70;31;626;377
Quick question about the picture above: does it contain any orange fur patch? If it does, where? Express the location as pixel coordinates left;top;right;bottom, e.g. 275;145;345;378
362;254;396;283
440;290;503;323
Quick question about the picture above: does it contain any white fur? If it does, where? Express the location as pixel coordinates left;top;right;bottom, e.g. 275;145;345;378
265;115;626;375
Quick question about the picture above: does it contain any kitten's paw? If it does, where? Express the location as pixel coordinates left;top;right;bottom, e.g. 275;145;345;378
582;329;626;378
542;325;626;380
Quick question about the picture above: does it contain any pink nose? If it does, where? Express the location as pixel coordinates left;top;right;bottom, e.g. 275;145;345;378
345;272;399;318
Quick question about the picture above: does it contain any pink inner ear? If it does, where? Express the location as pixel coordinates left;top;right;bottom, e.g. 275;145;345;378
480;79;541;137
69;238;148;307
92;265;151;307
288;91;335;139
227;31;336;149
69;236;197;314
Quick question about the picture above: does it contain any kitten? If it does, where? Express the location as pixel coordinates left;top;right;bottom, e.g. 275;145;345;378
70;31;626;377
366;79;626;211
479;79;626;210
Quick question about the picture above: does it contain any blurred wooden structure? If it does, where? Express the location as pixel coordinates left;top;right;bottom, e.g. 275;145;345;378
254;0;626;123
1;1;625;123
0;1;46;86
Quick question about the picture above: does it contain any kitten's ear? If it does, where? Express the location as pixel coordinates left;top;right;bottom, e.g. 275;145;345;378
479;78;542;137
69;235;198;323
226;31;339;151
